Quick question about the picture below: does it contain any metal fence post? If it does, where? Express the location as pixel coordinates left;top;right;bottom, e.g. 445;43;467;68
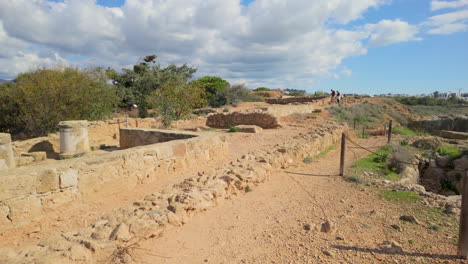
387;120;393;144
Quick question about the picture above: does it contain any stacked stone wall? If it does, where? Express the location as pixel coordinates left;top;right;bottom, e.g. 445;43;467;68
120;128;197;149
0;132;228;227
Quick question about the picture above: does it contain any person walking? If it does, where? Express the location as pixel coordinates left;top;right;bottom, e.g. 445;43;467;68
336;91;342;105
330;89;336;104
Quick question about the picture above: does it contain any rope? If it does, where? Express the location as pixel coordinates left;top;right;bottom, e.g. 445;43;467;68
286;172;328;219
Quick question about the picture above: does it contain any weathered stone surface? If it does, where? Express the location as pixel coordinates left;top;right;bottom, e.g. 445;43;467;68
0;202;11;225
8;196;42;222
235;125;263;133
207;112;280;129
377;240;403;254
0;247;16;263
412;138;442;150
14;156;34;167
37;169;59;194
60;169;78;188
409;117;468;136
0;133;15;171
59;120;90;159
109;223;131;241
399;215;420;224
22;152;47;162
120;128;197;149
265;96;325;105
440;130;468;140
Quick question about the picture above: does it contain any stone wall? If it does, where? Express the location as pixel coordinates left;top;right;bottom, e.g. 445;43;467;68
0;132;228;227
207;112;281;129
408;116;468;135
120;128;197;149
265;96;326;104
0;134;15;172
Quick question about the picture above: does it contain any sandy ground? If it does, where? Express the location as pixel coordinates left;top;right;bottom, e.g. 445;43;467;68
135;136;464;264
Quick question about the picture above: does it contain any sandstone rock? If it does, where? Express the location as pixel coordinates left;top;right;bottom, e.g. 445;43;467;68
0;203;11;224
22;151;47;162
0;248;17;262
399;215;420;224
167;212;182;226
377;240;403;254
440;130;468;140
390;224;402;231
206;112;280;129
322;249;335;257
59;169;78;188
109;223;131;241
235;125;263;133
37;169;59;193
8;196;42;222
67;245;91;262
15;156;34;167
412;138;441;150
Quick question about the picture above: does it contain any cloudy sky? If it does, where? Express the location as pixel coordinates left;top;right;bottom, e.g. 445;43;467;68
0;0;467;95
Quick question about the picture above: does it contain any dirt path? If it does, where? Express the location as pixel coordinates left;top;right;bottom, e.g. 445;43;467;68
136;136;463;264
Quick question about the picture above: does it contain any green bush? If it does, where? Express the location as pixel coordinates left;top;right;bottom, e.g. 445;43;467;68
217;84;264;106
0;67;118;138
190;76;230;107
146;77;207;127
392;126;429;136
253;87;271;91
303;157;313;164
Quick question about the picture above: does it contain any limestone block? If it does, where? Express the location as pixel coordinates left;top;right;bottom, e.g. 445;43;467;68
37;169;59;194
172;143;187;158
59;169;78;188
40;189;79;209
14;156;34;167
7;196;42;222
21;152;47;162
155;144;174;160
0;173;37;201
0;133;16;171
235;125;263;133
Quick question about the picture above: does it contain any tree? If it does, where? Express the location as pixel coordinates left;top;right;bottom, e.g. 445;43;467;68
190;76;230;107
253;87;271;91
433;91;440;98
146;76;207;126
0;67;118;138
107;55;198;116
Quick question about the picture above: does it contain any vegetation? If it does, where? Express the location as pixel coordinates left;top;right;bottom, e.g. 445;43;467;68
253;87;271;91
303;157;313;164
436;145;462;159
312;90;328;97
314;145;334;159
228;126;241;133
0;67;117;138
106;55;198;117
350;145;399;180
345;174;366;184
392;126;429;136
328;101;387;127
285;88;306;97
217;84;264;106
395;96;467;106
404;105;468;117
146;77;206;126
190;76;230;107
380;190;422;202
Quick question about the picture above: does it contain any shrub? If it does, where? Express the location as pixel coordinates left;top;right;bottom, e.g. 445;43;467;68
146;77;207;127
0;67;118;138
228;126;241;133
190;76;230;107
253;87;271;91
436;146;462;158
303;157;313;164
217;84;264;106
399;140;409;146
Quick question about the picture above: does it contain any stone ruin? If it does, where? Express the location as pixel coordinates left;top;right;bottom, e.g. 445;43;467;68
0;133;15;172
58;120;90;159
207;112;281;129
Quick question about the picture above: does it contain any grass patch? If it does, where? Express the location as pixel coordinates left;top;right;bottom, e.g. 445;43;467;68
303;157;313;164
392;126;429;136
436;145;462;158
351;145;391;172
345;175;366;184
245;185;252;193
314;145;334;159
380;190;422;202
228;126;241;133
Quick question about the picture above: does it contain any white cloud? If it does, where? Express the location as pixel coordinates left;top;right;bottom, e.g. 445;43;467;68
431;0;468;11
0;0;434;88
364;19;421;47
425;9;468;34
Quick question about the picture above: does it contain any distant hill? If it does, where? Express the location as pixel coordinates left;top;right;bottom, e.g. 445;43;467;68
0;79;9;83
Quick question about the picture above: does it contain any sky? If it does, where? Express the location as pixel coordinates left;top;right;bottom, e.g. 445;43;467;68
0;0;467;95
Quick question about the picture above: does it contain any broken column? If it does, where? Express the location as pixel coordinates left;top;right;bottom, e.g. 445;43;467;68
0;133;16;172
58;120;90;159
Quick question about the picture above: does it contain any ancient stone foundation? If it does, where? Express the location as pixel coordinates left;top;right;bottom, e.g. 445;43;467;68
265;96;326;105
0;133;15;172
207;112;281;129
120;128;197;149
0;132;228;227
58;120;90;159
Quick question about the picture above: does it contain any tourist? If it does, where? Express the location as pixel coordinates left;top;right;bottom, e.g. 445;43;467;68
330;89;336;103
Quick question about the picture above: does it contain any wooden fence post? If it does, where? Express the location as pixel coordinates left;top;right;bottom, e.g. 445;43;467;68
126;116;129;128
387;120;393;144
339;133;346;176
458;172;468;259
136;119;139;128
353;119;357;130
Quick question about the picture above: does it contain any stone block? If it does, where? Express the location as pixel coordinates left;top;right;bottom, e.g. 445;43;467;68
7;196;42;222
22;152;47;161
172;143;187;157
59;169;78;188
37;169;59;194
0;173;37;200
0;203;11;225
14;156;34;167
440;130;468;140
235;125;263;133
40;189;79;209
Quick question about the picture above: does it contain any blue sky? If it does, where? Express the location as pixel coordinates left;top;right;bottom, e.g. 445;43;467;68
0;0;467;95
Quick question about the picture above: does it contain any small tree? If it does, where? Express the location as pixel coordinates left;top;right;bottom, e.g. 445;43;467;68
190;76;230;107
146;76;207;126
